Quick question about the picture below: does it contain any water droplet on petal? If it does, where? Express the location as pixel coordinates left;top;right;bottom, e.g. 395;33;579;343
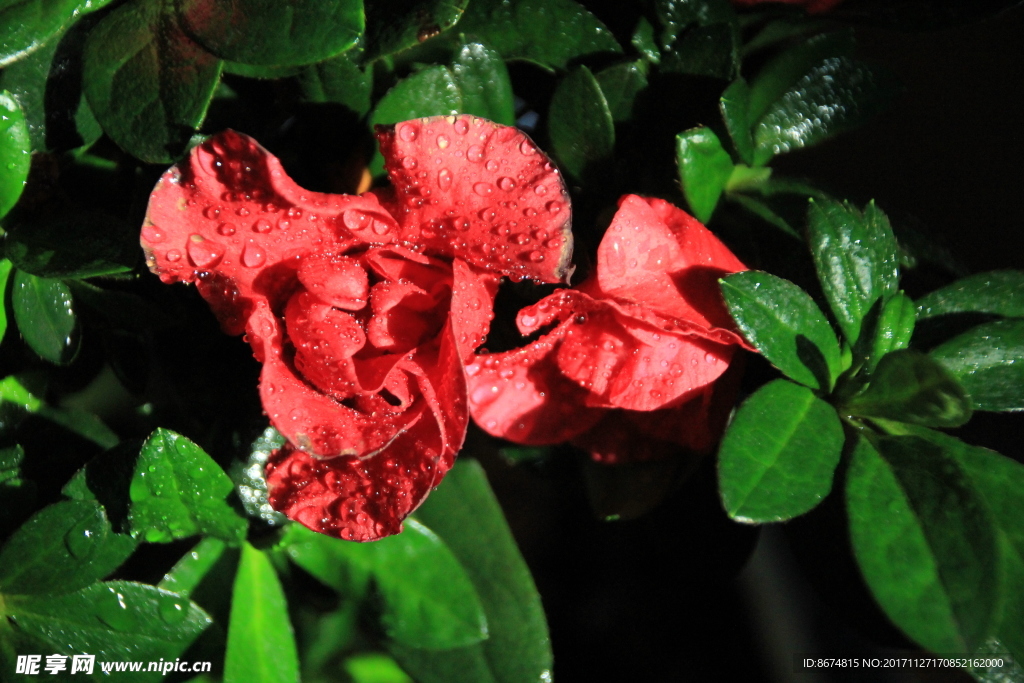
399;123;417;141
401;156;417;170
437;168;453;190
141;226;165;243
534;184;548;196
454;118;470;135
343;209;371;232
203;205;222;219
242;240;266;268
166;250;182;262
372;220;390;235
528;250;545;263
485;159;499;172
498;177;516;191
520;139;536;155
187;234;225;268
252;219;272;233
473;182;493;197
467;145;484;162
236;207;250;217
705;352;718;364
436;134;450;149
217;222;236;236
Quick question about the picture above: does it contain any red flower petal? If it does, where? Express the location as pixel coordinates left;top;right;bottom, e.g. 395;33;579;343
372;115;574;283
449;258;500;361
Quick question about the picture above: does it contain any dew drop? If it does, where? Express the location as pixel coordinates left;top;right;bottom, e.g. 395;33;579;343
64;518;99;560
97;587;136;631
534;185;548;196
437;168;453;190
528;250;545;263
520;139;536;155
242;240;266;268
467;145;484;162
705;352;718;364
343;209;371;232
479;208;497;222
485;159;499;172
157;593;188;625
401;156;417;170
436;134;450;149
372;220;390;235
187;235;225;268
545;200;562;213
166;249;182;262
236;207;250;217
399;123;417;141
473;182;493;197
252;219;272;233
217;222;236;236
513;233;531;245
141;226;165;243
453;217;471;231
454;118;470;135
498;177;516;192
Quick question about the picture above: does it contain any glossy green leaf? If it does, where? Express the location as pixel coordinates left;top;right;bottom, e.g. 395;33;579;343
179;0;362;66
676;126;734;224
225;543;299;683
299;52;374;116
654;0;739;79
4;210;136;278
595;60;648;123
456;0;620;71
747;30;855;124
0;0;111;67
346;653;413;683
846;349;971;427
158;538;227;596
718;379;844;523
83;0;222;163
451;42;515;126
391;460;551;683
129;429;247;544
719;78;753;165
868;291;916;370
363;0;469;62
630;16;660;64
0;500;136;596
846;435;1000;654
5;581;211;672
917;270;1024;320
0;259;11;344
11;269;79;365
286;520;487;649
806;199;900;344
720;271;842;390
753;57;898;165
370;65;462;127
0;91;30;218
547;66;614;180
930;319;1024;412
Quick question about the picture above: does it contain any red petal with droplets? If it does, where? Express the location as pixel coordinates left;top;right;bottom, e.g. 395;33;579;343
372;115;574;283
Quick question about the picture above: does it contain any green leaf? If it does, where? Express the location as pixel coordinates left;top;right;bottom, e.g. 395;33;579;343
0;259;11;344
370;65;462;127
720;271;842;391
930;319;1024;412
0;500;136;596
345;653;413;683
846;435;1001;654
83;0;222;163
547;65;614;180
3;209;137;279
0;375;117;447
753;57;898;165
0;91;30;218
11;269;79;365
719;78;753;164
390;460;551;683
0;0;112;67
630;16;660;64
299;52;374;116
5;581;211;671
159;538;227;596
595;60;648;123
451;42;515;126
718;379;844;523
868;291;916;370
747;30;855;124
285;520;488;649
806;198;900;344
917;270;1024;320
225;543;299;683
178;0;363;66
676;126;734;224
846;349;971;427
363;0;469;62
727;192;801;239
456;0;620;71
129;429;247;544
654;0;739;79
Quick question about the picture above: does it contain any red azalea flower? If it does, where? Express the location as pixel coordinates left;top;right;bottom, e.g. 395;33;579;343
730;0;843;13
142;116;572;540
467;195;750;464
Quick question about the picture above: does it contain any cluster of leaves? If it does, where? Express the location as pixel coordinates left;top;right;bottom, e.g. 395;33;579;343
0;0;1022;680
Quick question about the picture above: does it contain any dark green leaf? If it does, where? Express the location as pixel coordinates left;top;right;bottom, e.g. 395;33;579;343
806;198;900;344
654;0;739;79
225;543;299;683
456;0;620;71
630;16;660;64
595;61;648;123
582;454;700;522
83;0;222;163
5;581;210;672
846;435;1000;653
370;65;462;127
285;520;487;649
676;126;734;224
868;291;916;370
727;192;801;239
68;280;174;334
451;42;515;126
930;319;1024;412
720;271;842;390
846;349;971;427
11;269;79;364
363;0;469;62
718;379;843;523
753;57;898;165
0;91;30;218
547;66;614;180
0;259;10;344
0;0;111;67
3;209;137;279
158;538;227;596
719;78;753;164
178;0;363;66
38;405;119;449
129;428;247;544
917;270;1024;320
298;52;373;116
221;62;304;79
345;653;413;683
0;500;136;596
747;30;855;124
391;460;551;683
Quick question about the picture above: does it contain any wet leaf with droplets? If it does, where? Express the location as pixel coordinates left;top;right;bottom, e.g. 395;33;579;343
547;65;614;180
11;269;80;365
930;319;1024;412
0;0;113;68
450;42;515;126
676;126;734;224
0;91;30;218
0;500;136;596
362;0;470;62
